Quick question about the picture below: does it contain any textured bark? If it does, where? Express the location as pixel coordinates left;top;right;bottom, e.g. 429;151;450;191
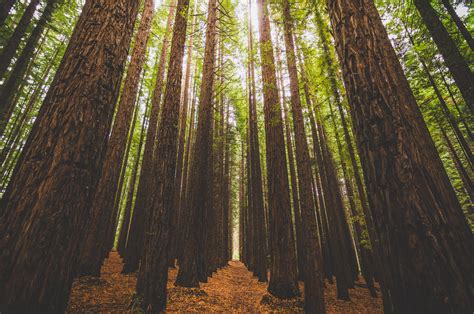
440;0;474;51
176;0;218;288
136;0;190;309
414;0;474;110
0;0;16;26
328;0;474;312
78;0;154;277
122;0;176;274
0;0;57;140
247;0;267;282
255;0;299;298
281;1;325;310
0;0;139;311
0;0;40;80
313;9;371;287
169;0;197;266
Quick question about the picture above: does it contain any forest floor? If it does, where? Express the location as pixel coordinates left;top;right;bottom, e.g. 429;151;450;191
67;252;383;313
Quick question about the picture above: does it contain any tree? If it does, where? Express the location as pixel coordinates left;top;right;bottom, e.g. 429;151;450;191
327;0;474;312
413;0;474;110
176;0;219;287
247;0;267;283
121;0;177;274
136;0;191;309
255;0;299;299
77;0;154;277
0;0;139;311
280;0;325;310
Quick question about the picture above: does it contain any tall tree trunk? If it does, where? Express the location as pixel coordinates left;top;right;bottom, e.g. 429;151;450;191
122;0;176;274
169;0;197;267
247;0;267;282
177;71;198;260
315;107;353;300
117;97;149;256
0;0;57;139
78;0;154;277
279;76;304;281
440;0;474;51
0;0;40;80
280;0;325;310
413;0;474;110
0;0;139;311
0;0;16;27
328;0;474;312
255;0;299;298
176;0;218;288
136;0;190;309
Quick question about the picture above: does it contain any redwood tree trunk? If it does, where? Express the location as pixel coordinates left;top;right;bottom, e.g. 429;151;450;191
121;0;176;274
78;0;154;277
255;0;299;298
328;0;474;312
0;0;139;311
281;0;325;310
176;0;218;288
136;0;190;309
247;0;267;282
169;0;197;267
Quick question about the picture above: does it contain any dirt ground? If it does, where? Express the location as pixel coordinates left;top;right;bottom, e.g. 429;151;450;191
67;252;383;313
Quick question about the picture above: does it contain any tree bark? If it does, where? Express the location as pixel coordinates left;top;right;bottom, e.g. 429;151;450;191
169;0;197;267
0;0;139;311
176;0;218;288
136;0;190;309
122;0;176;274
78;0;154;277
255;0;299;298
328;0;474;312
247;0;267;282
280;0;325;310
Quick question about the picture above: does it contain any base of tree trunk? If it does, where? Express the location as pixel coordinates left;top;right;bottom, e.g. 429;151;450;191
267;280;300;298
